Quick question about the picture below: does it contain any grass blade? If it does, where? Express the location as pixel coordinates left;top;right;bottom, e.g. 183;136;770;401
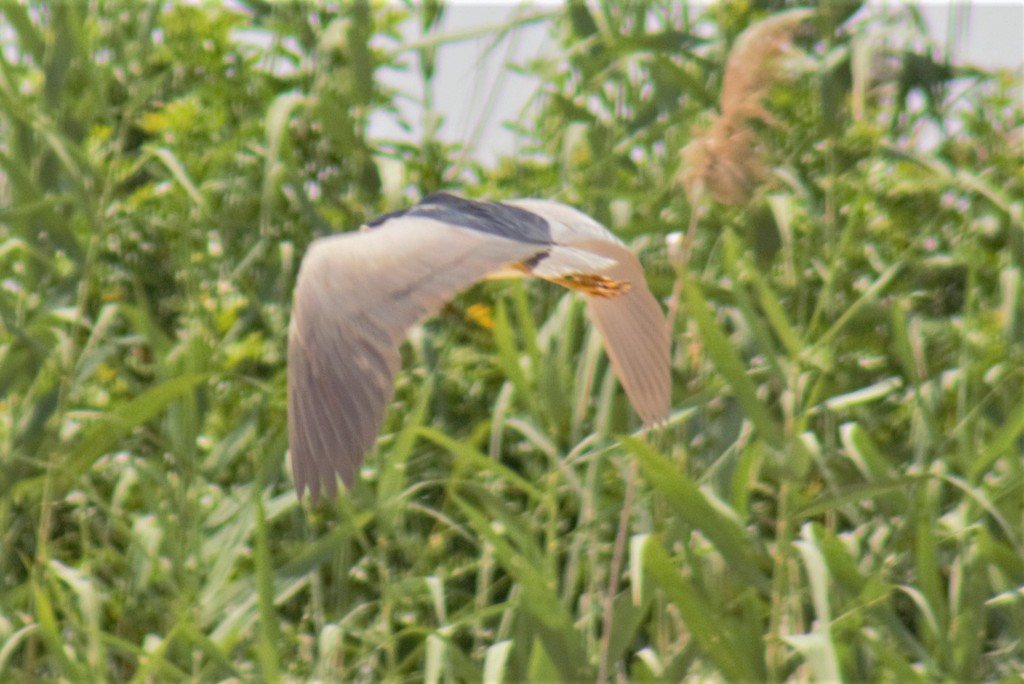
622;435;770;593
642;537;763;682
682;274;786;447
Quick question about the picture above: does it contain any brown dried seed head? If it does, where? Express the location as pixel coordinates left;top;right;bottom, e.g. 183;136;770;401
678;9;813;206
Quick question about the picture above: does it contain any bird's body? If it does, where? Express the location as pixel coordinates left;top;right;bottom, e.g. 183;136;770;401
288;193;670;499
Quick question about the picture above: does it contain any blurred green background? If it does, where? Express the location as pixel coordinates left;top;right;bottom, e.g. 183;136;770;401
1;1;1022;681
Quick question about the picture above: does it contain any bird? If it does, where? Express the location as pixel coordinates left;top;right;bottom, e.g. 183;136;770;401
288;192;670;500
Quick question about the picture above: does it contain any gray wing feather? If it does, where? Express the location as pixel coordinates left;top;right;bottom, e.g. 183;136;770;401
502;198;625;246
288;218;545;499
529;245;616;278
504;199;671;425
567;239;671;426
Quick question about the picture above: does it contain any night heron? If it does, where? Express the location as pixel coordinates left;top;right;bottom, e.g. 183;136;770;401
288;193;670;499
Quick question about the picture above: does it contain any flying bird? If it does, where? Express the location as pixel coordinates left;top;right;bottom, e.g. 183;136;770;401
288;193;670;499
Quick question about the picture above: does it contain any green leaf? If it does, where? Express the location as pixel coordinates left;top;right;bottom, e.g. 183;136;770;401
682;274;786;448
786;526;842;682
969;397;1024;483
483;640;514;684
622;436;771;593
45;373;209;498
419;426;544;500
814;263;902;351
491;298;537;417
378;375;434;522
456;496;593;681
642;537;764;682
147;146;210;215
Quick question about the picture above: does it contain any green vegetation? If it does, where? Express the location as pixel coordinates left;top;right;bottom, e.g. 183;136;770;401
1;1;1021;681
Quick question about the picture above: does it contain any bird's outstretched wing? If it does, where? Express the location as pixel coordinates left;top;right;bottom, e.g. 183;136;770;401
288;218;548;499
502;199;671;425
289;195;671;500
570;239;671;426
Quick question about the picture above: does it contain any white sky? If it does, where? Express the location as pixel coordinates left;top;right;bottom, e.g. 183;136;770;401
918;2;1024;68
369;4;553;166
368;2;1024;167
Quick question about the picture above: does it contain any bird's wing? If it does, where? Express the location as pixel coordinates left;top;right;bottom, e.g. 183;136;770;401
288;218;546;499
565;238;671;426
502;199;671;425
501;198;626;246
